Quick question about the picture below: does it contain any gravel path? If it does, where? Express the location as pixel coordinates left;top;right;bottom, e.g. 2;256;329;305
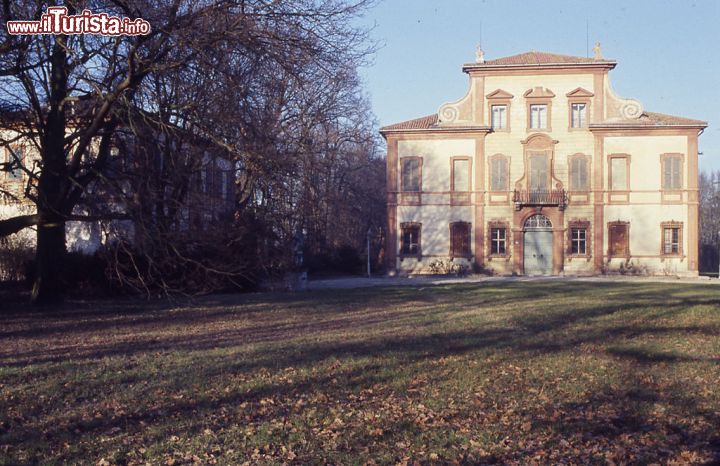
308;274;717;290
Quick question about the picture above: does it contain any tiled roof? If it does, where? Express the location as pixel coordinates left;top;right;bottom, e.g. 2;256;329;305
481;51;611;66
593;111;707;127
380;111;706;134
380;114;438;132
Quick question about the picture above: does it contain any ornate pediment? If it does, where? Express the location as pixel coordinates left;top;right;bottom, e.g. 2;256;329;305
520;133;558;148
523;87;555;99
486;89;514;99
566;87;594;98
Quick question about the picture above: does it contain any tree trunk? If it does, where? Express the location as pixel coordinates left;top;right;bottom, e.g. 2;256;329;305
31;36;69;305
31;214;66;305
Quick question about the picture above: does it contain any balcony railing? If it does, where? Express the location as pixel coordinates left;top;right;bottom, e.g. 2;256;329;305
513;189;568;210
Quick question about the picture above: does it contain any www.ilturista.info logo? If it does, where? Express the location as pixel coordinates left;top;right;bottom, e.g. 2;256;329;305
6;7;151;36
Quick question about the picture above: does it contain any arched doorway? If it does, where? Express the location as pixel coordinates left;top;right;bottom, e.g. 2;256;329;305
523;214;553;275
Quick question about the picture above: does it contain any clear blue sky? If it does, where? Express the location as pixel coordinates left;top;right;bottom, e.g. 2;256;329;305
358;0;720;172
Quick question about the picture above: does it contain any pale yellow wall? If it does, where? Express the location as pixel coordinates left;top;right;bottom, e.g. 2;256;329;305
396;139;476;272
398;139;475;192
396;204;474;273
392;71;698;276
604;203;689;273
604;135;687;192
483;73;596;191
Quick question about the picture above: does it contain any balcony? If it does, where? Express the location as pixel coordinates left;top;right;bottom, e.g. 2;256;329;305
513;189;568;210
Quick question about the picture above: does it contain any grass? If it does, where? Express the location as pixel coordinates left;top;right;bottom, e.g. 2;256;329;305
1;281;719;464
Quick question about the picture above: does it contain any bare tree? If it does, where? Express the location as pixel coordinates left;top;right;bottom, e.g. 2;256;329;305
699;170;720;274
0;0;380;301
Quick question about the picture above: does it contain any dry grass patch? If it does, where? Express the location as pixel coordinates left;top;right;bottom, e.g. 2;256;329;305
1;281;719;464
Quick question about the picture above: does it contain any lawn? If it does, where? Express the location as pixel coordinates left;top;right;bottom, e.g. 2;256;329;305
1;281;719;464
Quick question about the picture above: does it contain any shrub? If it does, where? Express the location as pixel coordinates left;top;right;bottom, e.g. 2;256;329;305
0;233;35;283
428;258;469;276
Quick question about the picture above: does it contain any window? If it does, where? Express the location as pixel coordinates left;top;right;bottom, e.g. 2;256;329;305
528;153;549;191
490;156;508;192
571;228;587;255
661;222;683;256
608;222;629;258
486;89;513;132
569;155;589;191
529;104;548;129
452;158;470;192
524;87;554;131
6;146;24;180
491;105;507;130
567;221;590;257
400;223;421;256
609;155;629;191
450;222;471;257
571;103;587;128
401;157;421;192
663;227;679;254
662;154;682;190
490;226;507;256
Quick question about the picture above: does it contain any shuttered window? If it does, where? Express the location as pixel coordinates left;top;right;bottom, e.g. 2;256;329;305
608;223;629;258
490;157;508;191
529;153;549;191
662;155;682;190
450;222;471;257
570;156;589;191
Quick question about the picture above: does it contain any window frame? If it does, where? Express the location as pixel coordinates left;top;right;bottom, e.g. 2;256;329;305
660;153;684;192
608;153;631;192
488;221;510;258
5;145;25;181
450;156;472;192
607;221;630;260
528;104;549;130
568;101;591;130
488;154;509;193
399;222;422;258
567;220;591;259
660;221;683;258
527;150;551;192
486;89;513;133
568;153;591;192
524;87;555;133
400;156;422;193
491;104;508;131
449;221;472;258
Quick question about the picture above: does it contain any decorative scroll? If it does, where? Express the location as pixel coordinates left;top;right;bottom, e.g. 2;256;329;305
437;79;475;124
438;104;459;123
605;79;643;120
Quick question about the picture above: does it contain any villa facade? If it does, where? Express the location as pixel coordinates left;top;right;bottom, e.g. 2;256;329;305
380;48;707;276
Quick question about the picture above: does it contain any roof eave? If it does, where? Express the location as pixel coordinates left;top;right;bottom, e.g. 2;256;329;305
589;123;708;130
462;61;617;73
380;125;492;137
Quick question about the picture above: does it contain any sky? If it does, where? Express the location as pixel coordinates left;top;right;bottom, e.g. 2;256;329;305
357;0;720;172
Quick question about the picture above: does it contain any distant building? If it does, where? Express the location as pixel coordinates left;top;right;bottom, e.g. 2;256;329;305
380;48;707;276
1;121;234;255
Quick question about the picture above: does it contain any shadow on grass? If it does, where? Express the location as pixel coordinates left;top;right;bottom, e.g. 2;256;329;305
1;281;719;462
